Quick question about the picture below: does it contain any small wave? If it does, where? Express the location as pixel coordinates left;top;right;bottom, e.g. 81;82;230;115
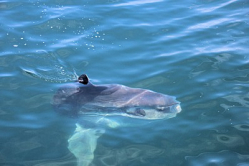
113;0;163;7
185;150;249;166
20;51;78;83
22;68;77;83
196;0;238;13
187;18;231;30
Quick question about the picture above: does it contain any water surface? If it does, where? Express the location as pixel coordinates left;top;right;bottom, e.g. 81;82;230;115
0;0;249;165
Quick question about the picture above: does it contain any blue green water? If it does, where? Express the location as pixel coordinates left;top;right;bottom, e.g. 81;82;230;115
1;0;249;165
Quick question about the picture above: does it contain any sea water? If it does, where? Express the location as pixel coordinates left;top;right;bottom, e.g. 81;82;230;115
0;0;249;165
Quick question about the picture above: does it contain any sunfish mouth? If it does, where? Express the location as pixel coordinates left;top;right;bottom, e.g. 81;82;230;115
169;103;182;113
175;104;182;113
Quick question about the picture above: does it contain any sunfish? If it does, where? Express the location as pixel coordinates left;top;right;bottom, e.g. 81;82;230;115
53;74;181;119
53;74;181;166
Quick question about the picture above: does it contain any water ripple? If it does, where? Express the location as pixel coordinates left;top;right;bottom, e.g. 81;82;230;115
113;0;163;7
185;150;249;166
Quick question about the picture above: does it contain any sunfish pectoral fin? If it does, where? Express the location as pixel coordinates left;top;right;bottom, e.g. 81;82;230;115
96;117;120;128
75;123;83;132
68;123;105;166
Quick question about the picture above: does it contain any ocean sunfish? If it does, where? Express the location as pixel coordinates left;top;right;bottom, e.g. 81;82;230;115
53;74;181;166
53;74;181;119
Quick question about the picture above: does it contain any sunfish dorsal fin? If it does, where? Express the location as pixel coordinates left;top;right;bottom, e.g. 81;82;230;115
78;74;90;85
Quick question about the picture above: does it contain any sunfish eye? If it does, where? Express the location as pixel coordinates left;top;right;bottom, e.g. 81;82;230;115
156;106;171;112
156;106;165;111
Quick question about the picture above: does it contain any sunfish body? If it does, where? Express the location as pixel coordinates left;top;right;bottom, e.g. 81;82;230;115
53;74;181;166
53;74;181;119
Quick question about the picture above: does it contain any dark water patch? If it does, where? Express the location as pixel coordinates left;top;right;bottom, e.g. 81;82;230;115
225;74;249;82
0;2;22;10
215;134;245;147
234;124;249;132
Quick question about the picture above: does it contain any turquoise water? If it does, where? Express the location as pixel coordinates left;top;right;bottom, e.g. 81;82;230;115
1;0;249;165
